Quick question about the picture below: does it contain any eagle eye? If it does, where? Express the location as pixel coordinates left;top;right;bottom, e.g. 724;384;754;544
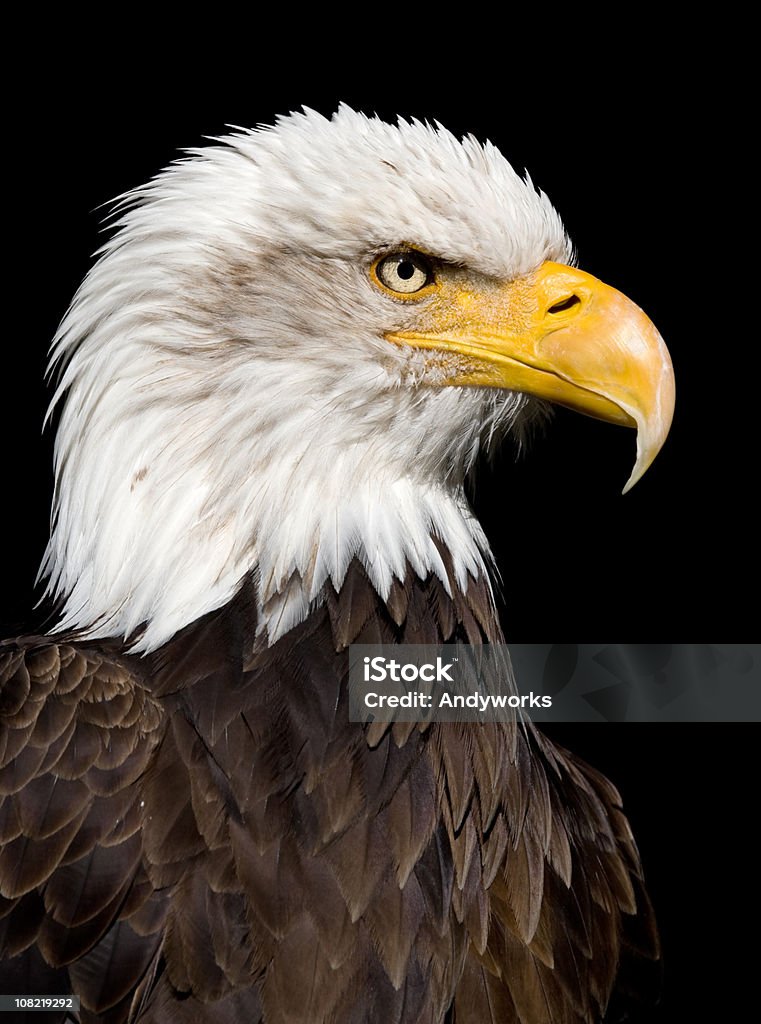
374;251;434;296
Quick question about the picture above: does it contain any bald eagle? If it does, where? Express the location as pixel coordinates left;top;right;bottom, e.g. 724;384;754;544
0;108;673;1023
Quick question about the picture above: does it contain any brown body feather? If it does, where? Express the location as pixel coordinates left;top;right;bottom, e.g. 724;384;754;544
0;560;658;1022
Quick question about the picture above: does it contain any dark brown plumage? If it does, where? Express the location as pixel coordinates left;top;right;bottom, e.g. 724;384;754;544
1;557;659;1023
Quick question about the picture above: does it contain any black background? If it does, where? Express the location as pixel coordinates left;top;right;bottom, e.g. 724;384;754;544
2;35;755;1021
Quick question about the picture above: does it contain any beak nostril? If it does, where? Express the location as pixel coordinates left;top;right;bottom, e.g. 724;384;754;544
548;294;582;315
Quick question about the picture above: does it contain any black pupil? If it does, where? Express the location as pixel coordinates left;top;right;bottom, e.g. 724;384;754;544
397;260;417;281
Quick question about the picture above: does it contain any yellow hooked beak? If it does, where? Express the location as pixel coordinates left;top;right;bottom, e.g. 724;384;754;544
386;261;675;492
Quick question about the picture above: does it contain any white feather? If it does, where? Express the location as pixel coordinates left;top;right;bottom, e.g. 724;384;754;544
41;106;571;652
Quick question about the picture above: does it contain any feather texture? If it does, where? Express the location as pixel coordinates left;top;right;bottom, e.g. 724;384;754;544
1;563;658;1022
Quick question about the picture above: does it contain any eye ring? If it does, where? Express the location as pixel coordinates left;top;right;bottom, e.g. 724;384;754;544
372;250;436;298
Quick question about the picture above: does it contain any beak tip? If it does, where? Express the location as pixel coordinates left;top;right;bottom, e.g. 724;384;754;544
619;365;675;495
621;466;642;495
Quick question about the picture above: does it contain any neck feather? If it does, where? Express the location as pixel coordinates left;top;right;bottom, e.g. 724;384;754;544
44;448;494;653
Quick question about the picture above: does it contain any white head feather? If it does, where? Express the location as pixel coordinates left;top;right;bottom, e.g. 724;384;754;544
42;106;571;652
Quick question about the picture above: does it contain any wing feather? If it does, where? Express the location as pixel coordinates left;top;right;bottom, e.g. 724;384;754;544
0;638;166;1019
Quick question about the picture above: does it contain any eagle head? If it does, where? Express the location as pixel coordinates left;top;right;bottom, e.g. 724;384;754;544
42;106;674;651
